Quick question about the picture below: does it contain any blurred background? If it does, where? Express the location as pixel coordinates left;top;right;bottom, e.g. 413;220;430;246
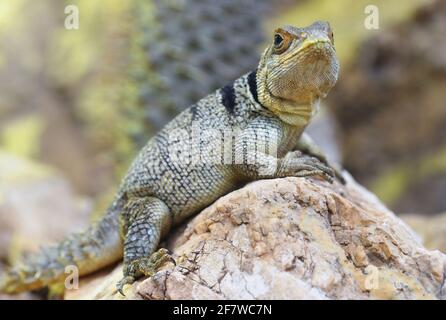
0;0;445;297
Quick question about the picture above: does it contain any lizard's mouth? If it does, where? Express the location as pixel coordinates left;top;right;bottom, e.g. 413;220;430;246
266;41;339;104
297;39;335;59
295;40;339;97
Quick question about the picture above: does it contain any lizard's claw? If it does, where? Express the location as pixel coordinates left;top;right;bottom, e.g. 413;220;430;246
286;151;344;184
167;251;177;266
116;276;135;296
146;248;176;270
300;156;335;183
117;248;176;296
319;160;346;185
309;154;346;185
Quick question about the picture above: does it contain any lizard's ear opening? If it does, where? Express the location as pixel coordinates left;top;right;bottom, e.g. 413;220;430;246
327;26;334;45
272;28;293;55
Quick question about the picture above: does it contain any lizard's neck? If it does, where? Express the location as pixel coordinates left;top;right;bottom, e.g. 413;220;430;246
270;99;320;127
248;69;320;128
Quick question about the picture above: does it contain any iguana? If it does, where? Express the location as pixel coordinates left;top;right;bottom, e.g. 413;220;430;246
0;21;341;296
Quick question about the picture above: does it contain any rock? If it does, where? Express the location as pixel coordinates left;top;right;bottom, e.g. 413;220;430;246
0;150;91;262
402;213;446;253
65;175;446;300
0;292;40;300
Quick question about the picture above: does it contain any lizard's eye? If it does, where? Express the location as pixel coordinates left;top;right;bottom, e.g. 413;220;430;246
329;31;334;44
274;34;284;47
272;31;291;54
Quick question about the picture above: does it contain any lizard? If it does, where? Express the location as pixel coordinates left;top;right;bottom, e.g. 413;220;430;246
0;21;341;296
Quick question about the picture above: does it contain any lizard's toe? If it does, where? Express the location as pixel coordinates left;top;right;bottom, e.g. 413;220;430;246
117;248;176;296
149;248;176;269
116;275;135;296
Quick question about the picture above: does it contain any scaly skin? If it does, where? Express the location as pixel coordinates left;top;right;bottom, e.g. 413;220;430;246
0;21;341;295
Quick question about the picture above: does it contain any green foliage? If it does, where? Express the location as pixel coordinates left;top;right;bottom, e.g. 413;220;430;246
0;149;54;184
0;0;27;33
0;115;45;159
371;145;446;206
370;164;411;206
48;0;130;87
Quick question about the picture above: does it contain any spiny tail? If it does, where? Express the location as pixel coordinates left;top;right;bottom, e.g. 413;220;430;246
0;200;124;294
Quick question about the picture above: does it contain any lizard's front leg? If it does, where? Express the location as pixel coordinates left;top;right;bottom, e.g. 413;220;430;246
238;150;336;183
234;117;335;182
117;196;175;295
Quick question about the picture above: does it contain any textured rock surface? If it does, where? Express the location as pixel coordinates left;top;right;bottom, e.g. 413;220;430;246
65;176;446;300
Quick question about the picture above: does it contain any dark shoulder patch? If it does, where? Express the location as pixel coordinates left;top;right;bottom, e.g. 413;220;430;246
220;81;236;114
247;69;259;104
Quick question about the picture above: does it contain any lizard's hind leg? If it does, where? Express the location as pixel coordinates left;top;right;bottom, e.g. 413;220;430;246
117;196;175;295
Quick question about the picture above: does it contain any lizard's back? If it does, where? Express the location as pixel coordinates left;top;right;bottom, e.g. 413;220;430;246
120;75;259;222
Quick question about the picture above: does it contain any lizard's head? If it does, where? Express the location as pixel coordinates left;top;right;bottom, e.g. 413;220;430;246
255;21;339;126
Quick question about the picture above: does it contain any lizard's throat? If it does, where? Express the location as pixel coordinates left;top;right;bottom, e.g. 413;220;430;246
267;98;320;127
271;99;319;127
250;69;319;127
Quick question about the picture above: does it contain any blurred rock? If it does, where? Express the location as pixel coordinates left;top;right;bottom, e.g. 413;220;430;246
0;292;39;300
0;150;90;262
306;106;342;164
402;213;446;253
65;176;445;300
329;0;446;213
394;175;446;214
